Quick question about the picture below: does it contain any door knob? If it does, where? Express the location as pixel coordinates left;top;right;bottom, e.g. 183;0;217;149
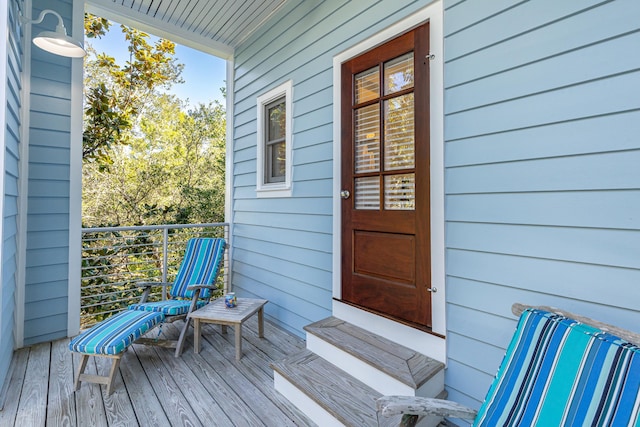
340;190;350;199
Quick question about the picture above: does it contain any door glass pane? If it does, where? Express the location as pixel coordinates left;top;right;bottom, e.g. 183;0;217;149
355;105;380;173
384;53;414;95
385;173;415;210
384;93;414;170
355;67;379;104
355;176;380;210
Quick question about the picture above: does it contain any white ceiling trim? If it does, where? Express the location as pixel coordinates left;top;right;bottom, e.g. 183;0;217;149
86;0;234;59
84;0;289;60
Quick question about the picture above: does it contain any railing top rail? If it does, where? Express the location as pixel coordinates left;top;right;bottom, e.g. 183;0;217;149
81;223;229;233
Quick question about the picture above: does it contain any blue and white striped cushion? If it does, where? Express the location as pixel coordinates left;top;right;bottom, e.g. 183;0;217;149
128;299;208;316
475;309;640;426
170;238;226;299
69;311;165;355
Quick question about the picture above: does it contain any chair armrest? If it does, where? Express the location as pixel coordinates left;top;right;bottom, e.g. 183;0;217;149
186;284;219;291
376;396;477;421
134;282;172;304
135;281;173;288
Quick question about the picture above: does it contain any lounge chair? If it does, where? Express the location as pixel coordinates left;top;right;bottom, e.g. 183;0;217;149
377;303;640;426
69;237;226;394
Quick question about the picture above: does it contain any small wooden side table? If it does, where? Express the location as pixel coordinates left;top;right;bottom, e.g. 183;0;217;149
189;297;268;360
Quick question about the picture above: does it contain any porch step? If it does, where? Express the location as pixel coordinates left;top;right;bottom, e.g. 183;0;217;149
304;316;444;396
272;349;400;427
273;317;446;426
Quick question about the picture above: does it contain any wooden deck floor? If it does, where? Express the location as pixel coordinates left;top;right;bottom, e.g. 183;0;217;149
0;317;316;426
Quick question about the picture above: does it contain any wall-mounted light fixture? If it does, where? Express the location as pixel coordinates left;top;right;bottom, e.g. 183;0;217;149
22;9;86;58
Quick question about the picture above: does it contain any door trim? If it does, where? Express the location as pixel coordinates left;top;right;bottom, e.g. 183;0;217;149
332;1;446;335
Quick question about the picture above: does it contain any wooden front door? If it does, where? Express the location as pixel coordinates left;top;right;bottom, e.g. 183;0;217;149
341;24;432;328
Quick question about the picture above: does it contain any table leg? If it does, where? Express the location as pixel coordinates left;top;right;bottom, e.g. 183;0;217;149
194;318;201;354
235;323;242;361
258;307;264;338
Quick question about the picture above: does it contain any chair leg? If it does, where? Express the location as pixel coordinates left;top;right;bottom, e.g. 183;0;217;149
74;354;89;391
175;317;192;357
106;356;122;395
73;353;123;395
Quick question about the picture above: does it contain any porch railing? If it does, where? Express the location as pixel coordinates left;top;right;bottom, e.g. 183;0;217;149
80;223;229;328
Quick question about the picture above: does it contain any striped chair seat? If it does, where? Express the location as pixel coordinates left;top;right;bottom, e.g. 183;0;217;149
475;309;640;426
128;299;208;316
69;310;165;355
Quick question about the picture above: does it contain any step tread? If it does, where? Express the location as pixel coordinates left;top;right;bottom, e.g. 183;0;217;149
272;349;399;427
304;316;443;388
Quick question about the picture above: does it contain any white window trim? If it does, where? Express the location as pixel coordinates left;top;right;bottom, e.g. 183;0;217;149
256;80;293;197
331;1;445;360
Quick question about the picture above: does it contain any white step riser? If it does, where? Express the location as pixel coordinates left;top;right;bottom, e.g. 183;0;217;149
275;370;443;427
307;333;415;395
274;371;345;427
417;368;445;398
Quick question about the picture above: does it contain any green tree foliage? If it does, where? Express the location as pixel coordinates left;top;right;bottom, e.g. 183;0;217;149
83;14;184;164
83;95;226;226
82;14;225;226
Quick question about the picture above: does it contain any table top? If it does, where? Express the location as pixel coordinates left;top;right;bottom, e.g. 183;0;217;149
189;297;268;323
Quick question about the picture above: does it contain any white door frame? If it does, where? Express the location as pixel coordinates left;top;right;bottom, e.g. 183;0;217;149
331;1;446;360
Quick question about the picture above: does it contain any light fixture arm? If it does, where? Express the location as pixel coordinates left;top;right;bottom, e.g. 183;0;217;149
19;7;86;58
27;9;66;29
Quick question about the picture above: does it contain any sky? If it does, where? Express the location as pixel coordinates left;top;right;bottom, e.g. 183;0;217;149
87;21;227;107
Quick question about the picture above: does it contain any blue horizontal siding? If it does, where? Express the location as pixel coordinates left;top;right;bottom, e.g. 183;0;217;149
445;0;635;86
443;0;640;412
20;0;74;346
23;313;67;346
29;128;70;148
448;223;640;270
447;250;640;312
0;0;23;390
233;223;333;252
446;111;640;167
446;31;640;114
448;151;640;193
445;72;639;141
447;191;640;230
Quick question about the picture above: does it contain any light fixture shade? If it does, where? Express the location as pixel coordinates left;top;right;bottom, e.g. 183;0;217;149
33;30;86;58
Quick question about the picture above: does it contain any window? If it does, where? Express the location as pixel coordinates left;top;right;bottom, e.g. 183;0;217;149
257;81;292;196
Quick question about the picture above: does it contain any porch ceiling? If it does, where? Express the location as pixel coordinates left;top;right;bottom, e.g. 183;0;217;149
84;0;288;59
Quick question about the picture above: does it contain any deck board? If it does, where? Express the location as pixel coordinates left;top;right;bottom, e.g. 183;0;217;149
15;342;49;426
2;317;315;427
0;347;28;426
47;338;77;427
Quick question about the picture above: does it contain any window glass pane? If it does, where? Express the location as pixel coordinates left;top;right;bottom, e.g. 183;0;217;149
384;93;414;171
267;99;286;141
384;173;415;210
267;141;286;183
355;104;380;173
355;67;379;104
384;53;414;95
355;176;380;210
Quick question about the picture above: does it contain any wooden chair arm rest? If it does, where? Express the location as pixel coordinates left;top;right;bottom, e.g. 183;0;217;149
135;281;172;288
376;396;477;421
186;284;218;291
